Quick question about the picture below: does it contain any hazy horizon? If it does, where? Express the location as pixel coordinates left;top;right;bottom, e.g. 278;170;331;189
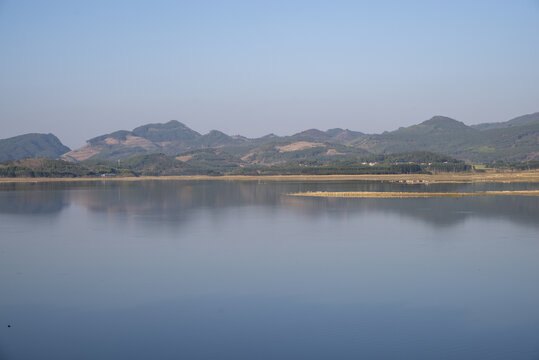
1;1;538;148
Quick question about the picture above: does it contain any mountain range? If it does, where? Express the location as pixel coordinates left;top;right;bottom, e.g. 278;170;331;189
1;112;538;164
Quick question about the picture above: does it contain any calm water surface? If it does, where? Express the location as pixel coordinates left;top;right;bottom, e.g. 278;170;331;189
1;180;538;360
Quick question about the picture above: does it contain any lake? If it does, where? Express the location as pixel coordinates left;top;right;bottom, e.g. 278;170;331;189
1;180;538;360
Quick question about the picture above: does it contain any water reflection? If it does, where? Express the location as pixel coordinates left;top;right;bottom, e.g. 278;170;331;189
0;187;68;215
1;180;539;360
0;180;537;227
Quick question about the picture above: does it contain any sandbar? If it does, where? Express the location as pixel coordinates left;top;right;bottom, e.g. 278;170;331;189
288;190;539;198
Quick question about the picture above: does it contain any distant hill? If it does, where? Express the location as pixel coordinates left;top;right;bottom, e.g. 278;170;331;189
472;121;539;162
288;128;365;144
472;112;539;130
353;115;538;162
352;116;478;156
62;120;247;161
326;128;365;144
63;114;538;163
3;112;537;165
61;121;369;163
237;140;369;165
0;133;70;161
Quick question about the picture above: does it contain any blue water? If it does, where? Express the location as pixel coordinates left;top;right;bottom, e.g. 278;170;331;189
1;180;538;359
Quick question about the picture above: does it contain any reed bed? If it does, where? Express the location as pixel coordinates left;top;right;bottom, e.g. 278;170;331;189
289;190;539;198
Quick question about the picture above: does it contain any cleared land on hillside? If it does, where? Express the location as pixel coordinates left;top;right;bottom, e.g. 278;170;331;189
1;171;539;184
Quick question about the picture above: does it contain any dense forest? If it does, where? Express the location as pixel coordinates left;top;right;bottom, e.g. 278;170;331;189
0;133;70;161
0;152;479;178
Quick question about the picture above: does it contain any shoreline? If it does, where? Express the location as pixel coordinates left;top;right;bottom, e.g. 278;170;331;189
1;171;539;184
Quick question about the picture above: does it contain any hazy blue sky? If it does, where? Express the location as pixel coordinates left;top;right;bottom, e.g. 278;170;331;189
1;0;538;148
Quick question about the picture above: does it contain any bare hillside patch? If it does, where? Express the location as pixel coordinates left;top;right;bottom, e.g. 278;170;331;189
276;141;324;152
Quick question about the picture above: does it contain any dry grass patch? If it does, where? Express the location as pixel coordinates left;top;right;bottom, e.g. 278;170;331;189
276;142;324;152
289;190;539;198
1;171;538;184
175;154;194;162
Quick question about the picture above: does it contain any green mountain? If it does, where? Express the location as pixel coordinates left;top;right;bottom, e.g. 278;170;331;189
237;139;369;165
4;112;536;164
353;116;477;154
286;128;365;144
131;120;201;142
326;128;366;144
472;112;539;130
0;133;70;161
471;120;539;162
289;129;333;142
199;130;248;147
353;115;538;162
63;120;247;161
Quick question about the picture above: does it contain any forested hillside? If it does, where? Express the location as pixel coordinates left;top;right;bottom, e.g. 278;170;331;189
3;112;538;165
0;133;70;161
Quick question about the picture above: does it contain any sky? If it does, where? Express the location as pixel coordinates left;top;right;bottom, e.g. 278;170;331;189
1;0;538;149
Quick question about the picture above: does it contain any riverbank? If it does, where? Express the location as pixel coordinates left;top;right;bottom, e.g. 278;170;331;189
1;171;539;184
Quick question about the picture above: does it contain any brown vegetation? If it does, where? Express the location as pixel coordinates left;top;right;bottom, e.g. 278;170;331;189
288;190;539;198
1;170;538;184
276;141;324;152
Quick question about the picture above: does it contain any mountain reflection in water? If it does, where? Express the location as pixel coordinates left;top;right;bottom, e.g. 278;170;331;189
1;180;537;227
1;180;539;360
